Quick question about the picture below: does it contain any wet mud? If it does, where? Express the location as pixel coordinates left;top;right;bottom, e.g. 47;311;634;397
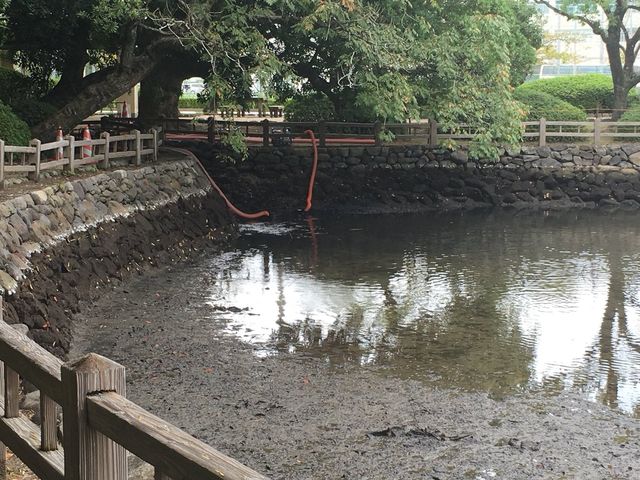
71;258;640;480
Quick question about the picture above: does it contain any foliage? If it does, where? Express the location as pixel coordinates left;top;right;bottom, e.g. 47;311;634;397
517;74;628;112
514;89;587;121
8;98;58;127
0;102;31;145
0;67;36;103
284;94;335;122
6;0;143;93
178;96;205;109
258;0;541;157
1;0;542;155
537;32;585;64
620;106;640;122
218;126;248;164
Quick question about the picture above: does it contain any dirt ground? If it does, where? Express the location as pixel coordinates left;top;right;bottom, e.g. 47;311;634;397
68;259;640;480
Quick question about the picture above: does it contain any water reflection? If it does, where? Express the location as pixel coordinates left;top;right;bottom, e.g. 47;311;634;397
207;211;640;415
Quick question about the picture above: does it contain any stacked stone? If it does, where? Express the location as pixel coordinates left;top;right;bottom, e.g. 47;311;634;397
0;160;234;356
197;144;640;213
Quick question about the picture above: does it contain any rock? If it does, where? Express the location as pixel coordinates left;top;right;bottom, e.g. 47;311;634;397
450;151;468;165
532;158;561;168
20;390;40;412
0;266;18;290
30;190;48;205
628;151;640;167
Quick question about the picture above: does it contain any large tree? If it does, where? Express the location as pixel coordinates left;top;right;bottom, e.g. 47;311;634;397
4;0;272;138
534;0;640;119
2;0;540;155
255;0;541;156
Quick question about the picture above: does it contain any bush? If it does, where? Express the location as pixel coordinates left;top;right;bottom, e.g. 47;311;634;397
514;89;587;121
9;98;57;127
620;105;640;122
0;102;32;145
284;94;335;122
0;68;36;104
517;74;635;112
178;96;205;109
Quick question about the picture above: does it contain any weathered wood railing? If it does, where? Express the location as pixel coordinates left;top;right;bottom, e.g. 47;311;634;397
155;117;433;146
154;116;640;148
0;129;159;189
0;300;268;479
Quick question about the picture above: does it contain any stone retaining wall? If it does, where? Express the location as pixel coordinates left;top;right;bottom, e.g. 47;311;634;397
0;159;234;356
196;143;640;213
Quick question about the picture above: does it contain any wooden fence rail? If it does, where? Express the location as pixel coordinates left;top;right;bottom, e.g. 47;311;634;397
0;298;268;479
0;129;159;189
153;117;640;148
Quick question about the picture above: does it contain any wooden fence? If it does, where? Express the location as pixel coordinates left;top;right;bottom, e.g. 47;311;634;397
0;299;268;479
156;117;432;146
0;130;159;189
154;117;640;147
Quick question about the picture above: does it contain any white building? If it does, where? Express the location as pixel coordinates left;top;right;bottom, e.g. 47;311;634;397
533;1;640;78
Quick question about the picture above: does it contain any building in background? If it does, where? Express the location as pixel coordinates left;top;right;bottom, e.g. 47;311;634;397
531;1;640;80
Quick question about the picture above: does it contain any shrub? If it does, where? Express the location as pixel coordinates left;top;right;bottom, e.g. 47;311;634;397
0;68;36;104
514;89;587;121
284;94;335;122
9;98;57;127
620;105;640;122
517;74;635;112
0;102;32;145
178;96;205;109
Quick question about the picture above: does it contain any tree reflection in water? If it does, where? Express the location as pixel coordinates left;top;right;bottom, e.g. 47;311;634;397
208;211;640;415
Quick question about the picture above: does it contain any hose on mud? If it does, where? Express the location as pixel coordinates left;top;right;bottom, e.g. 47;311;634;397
162;146;270;220
304;130;319;213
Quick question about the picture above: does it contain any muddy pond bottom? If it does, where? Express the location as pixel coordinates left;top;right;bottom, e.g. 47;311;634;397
200;210;640;416
70;209;640;479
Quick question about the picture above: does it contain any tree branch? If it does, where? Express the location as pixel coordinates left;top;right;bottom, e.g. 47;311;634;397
533;0;607;39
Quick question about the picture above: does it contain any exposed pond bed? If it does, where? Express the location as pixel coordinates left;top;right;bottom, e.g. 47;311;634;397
71;210;640;479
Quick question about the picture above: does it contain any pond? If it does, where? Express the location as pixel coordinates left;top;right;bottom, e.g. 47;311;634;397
206;210;640;416
71;209;640;478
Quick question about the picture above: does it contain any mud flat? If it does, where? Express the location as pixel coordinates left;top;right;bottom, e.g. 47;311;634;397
70;258;640;480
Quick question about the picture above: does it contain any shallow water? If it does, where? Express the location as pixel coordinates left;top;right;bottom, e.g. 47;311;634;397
200;210;640;416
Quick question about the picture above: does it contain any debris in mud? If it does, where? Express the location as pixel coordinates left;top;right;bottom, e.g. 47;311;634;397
211;305;249;313
495;437;541;451
367;426;472;442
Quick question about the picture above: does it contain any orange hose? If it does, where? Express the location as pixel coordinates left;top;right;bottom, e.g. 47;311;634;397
304;130;318;212
162;146;270;220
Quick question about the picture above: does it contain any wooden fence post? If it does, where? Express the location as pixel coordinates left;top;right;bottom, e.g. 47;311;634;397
30;139;41;181
207;117;215;143
151;129;159;162
262;119;270;147
428;119;438;147
539;118;547;147
373;121;382;146
0;140;5;190
594;116;602;145
134;130;142;166
319;121;327;148
65;135;75;174
62;353;127;480
101;132;110;169
0;299;4;480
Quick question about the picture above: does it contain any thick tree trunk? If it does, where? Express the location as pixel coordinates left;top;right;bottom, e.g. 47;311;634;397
606;38;629;121
612;83;630;120
138;68;183;123
32;54;164;140
44;33;90;107
138;57;209;127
